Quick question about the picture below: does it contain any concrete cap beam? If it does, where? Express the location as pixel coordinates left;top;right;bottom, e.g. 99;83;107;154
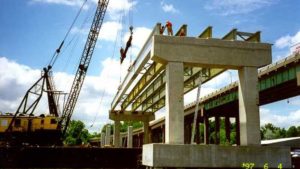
151;35;272;69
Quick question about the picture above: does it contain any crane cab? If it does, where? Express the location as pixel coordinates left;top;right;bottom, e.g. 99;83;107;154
0;113;61;146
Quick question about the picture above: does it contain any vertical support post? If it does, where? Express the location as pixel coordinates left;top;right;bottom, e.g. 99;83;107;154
225;116;231;143
105;125;111;146
165;62;184;144
143;120;150;144
215;116;220;145
204;115;209;144
238;67;260;146
101;132;105;147
114;120;120;147
127;126;133;148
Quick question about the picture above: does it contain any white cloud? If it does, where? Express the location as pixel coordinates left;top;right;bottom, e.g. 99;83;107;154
161;1;179;13
71;21;122;42
205;0;276;16
260;108;300;128
0;56;125;132
100;21;123;41
70;27;89;35
105;0;137;20
275;30;300;49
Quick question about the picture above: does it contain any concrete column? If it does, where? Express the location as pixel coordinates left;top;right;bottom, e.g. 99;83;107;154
127;126;133;148
225;116;231;143
143;121;150;144
114;120;120;148
238;66;260;146
204;116;209;144
105;125;111;146
165;62;184;144
101;132;105;147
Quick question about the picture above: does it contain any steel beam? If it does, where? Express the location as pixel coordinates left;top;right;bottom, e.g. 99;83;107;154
110;23;162;111
120;62;164;111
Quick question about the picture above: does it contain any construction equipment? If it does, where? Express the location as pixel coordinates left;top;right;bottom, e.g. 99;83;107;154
120;26;133;64
58;0;109;137
0;0;109;145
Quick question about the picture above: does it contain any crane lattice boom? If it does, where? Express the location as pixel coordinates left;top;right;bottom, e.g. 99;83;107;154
60;0;109;135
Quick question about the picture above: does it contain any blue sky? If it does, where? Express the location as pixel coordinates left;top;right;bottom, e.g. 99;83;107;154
0;0;299;132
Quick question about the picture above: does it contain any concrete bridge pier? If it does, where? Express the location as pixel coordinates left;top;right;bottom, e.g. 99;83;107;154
127;126;133;148
238;66;260;145
101;132;105;147
143;120;150;144
165;62;184;144
113;120;121;147
105;125;111;146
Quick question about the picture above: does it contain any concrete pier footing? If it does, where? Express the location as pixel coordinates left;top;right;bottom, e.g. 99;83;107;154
142;144;292;168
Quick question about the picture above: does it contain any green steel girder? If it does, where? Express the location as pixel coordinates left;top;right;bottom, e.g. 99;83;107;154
131;67;202;113
121;62;164;110
132;71;166;112
198;26;212;38
203;59;300;110
204;89;238;110
259;64;299;91
137;67;225;113
222;28;261;42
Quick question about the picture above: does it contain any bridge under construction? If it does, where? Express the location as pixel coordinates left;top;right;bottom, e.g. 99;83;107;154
107;23;298;168
1;22;299;168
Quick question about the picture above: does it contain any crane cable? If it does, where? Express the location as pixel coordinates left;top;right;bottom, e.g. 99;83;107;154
47;0;88;68
128;0;133;64
89;9;124;129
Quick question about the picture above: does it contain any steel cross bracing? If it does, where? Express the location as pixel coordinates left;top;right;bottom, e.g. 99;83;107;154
110;24;262;118
60;0;109;135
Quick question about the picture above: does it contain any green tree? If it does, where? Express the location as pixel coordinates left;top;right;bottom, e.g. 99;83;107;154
264;128;276;140
64;120;90;145
297;126;300;136
286;126;298;137
260;123;285;140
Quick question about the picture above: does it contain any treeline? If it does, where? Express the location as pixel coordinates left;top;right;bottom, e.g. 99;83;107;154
64;120;143;145
261;123;300;140
64;120;300;146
